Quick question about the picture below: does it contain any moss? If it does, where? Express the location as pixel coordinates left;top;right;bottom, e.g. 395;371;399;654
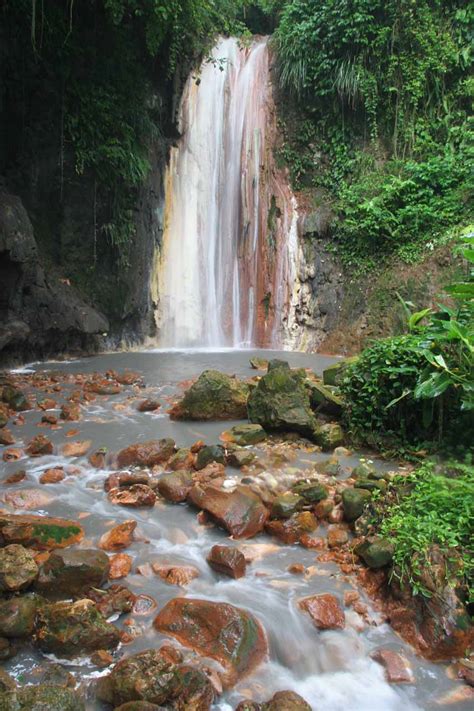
32;524;82;545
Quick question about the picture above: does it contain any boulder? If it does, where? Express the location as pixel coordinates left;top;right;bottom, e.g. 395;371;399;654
249;357;269;370
169;370;249;420
188;485;268;539
96;648;214;708
99;520;137;551
0;684;84;710
355;538;394;568
108;485;156;507
267;359;290;372
34;549;110;598
247;368;317;438
327;525;349;548
309;381;343;416
35;599;121;656
221;424;267;446
299;594;345;630
157;470;194;503
116;439;175;468
314;423;345;451
0;514;84;549
154;598;267;686
207;545;246;579
0;544;38;591
341;488;372;522
263;691;312;710
0;593;41;638
195;445;225;470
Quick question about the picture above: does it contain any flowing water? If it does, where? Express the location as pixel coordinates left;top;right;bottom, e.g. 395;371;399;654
2;349;468;710
155;38;300;349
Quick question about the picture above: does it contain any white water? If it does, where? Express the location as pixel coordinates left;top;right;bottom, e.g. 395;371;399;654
156;37;299;349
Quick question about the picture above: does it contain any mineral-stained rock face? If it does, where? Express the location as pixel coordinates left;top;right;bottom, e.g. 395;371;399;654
96;648;214;708
0;514;84;550
247;367;317;437
154;598;268;686
0;684;85;710
169;370;249;420
0;544;38;591
299;593;345;630
188;485;269;539
116;439;175;468
35;599;121;656
34;549;110;598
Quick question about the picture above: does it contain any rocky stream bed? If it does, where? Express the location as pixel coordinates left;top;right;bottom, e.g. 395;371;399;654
0;349;472;710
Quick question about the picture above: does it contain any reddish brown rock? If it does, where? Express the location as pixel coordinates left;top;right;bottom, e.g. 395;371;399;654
86;584;136;618
41;414;58;425
370;649;414;683
38;399;57;411
0;428;15;446
2;447;23;461
40;468;65;484
25;435;53;457
3;488;52;510
190;440;205;453
99;521;137;551
327;524;349;548
109;553;133;580
154;598;268;686
137;399;160;412
0;513;84;549
265;511;317;545
157;470;194;503
61;440;92;457
104;472;150;492
91;649;114;668
188;485;268;539
108;485;156;508
3;470;26;485
116;439;175;468
115;371;142;385
207;545;246;579
299;594;345;630
60;403;81;421
152;564;199;587
86;380;122;395
288;564;305;575
89;448;108;468
167;448;195;471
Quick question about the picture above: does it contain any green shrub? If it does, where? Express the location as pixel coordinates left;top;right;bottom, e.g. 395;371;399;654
379;461;473;601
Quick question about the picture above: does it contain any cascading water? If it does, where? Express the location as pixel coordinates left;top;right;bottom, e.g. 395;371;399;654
155;37;299;349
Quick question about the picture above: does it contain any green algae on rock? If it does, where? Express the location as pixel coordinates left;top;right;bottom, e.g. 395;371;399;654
0;514;84;550
170;370;249;420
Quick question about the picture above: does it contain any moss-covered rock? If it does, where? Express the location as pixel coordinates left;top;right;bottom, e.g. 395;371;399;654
292;480;328;504
322;357;358;386
342;488;372;522
308;381;343;416
0;545;38;592
271;493;303;519
247;368;317;438
314;423;345;451
355;538;394;568
221;424;267;446
157;470;194;503
35;599;120;657
0;594;42;638
195;444;225;470
170;370;249;420
34;549;110;599
0;685;84;710
0;514;84;550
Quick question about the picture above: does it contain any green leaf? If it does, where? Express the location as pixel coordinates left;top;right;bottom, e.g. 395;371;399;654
408;308;432;331
414;371;453;399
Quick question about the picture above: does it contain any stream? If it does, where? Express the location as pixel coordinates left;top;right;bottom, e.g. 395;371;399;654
2;349;468;710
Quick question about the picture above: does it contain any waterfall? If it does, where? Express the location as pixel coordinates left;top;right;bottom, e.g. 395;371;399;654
155;37;299;349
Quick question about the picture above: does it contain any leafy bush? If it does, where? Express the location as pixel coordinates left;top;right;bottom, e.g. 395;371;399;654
379;461;473;601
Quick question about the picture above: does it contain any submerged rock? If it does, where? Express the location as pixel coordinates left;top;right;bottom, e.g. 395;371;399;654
188;485;268;539
97;647;214;709
116;439;175;468
0;514;84;550
154;598;267;686
34;549;110;598
0;684;84;710
207;545;246;579
0;544;38;591
169;370;249;420
299;594;345;630
35;599;121;656
247;367;317;438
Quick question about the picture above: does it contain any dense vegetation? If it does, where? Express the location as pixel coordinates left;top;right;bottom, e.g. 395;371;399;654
341;233;473;454
270;0;473;269
375;461;473;603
